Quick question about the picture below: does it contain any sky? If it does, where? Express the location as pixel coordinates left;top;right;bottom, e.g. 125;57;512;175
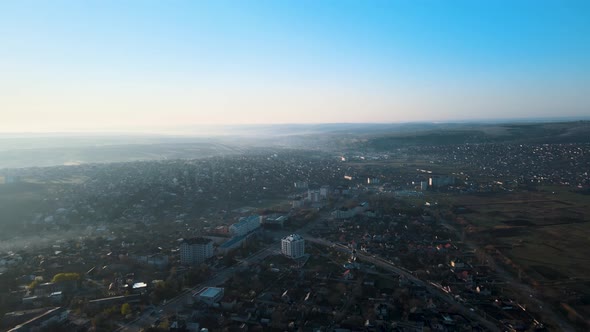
0;0;589;133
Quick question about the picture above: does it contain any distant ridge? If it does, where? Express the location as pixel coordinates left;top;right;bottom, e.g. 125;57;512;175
1;120;589;169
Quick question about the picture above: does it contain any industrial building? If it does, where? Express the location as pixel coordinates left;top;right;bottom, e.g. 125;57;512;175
229;215;261;236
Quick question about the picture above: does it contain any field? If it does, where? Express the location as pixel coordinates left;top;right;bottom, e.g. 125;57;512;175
0;182;52;238
448;187;590;325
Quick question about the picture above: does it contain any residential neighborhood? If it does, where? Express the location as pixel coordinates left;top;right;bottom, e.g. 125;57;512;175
1;142;588;331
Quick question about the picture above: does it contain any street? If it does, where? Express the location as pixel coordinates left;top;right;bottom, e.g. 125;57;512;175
305;236;502;332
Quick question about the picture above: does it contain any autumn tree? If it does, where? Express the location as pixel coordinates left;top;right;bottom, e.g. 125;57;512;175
121;303;132;316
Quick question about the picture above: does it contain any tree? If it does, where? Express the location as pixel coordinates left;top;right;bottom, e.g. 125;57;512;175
151;280;179;303
121;303;132;316
223;251;237;266
27;279;39;290
52;273;80;283
183;264;210;287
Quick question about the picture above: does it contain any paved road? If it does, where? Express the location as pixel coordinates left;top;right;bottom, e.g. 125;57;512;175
305;236;502;332
117;243;280;332
119;212;502;332
117;212;327;331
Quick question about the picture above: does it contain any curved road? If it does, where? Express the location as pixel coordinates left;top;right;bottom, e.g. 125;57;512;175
305;236;502;332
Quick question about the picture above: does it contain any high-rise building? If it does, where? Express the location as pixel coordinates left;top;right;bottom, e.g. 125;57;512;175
180;238;213;265
281;234;305;259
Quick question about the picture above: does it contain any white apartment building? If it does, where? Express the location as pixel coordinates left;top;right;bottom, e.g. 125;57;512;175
180;238;213;265
281;234;305;259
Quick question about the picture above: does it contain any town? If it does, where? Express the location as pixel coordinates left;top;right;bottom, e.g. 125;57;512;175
3;0;590;330
1;139;589;332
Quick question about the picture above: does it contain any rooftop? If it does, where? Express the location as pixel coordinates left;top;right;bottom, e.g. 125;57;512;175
220;234;246;248
183;237;212;245
283;234;303;242
197;287;224;299
132;282;147;289
235;215;260;226
266;215;287;222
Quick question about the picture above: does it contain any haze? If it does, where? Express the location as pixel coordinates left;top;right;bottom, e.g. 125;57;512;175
1;0;589;133
3;2;590;330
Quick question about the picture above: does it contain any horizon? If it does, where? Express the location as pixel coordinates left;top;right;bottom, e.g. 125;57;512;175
1;119;589;170
0;117;589;139
1;0;589;132
2;116;590;137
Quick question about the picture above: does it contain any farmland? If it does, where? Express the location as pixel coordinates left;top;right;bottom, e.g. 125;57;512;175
448;188;590;322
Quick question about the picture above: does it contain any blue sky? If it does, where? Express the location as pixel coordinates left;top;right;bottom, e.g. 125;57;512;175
0;0;589;132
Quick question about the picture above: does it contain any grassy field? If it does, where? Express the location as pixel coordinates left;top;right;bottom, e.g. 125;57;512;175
451;189;590;277
447;187;590;325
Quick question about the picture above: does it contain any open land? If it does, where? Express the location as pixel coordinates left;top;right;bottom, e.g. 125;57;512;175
446;189;590;323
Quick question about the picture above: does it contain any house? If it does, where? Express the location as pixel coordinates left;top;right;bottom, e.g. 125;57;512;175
49;292;63;304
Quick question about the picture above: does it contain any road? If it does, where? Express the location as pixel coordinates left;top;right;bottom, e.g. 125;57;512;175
440;220;576;331
117;211;345;330
118;211;503;332
305;236;502;332
117;209;332;331
117;243;281;332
